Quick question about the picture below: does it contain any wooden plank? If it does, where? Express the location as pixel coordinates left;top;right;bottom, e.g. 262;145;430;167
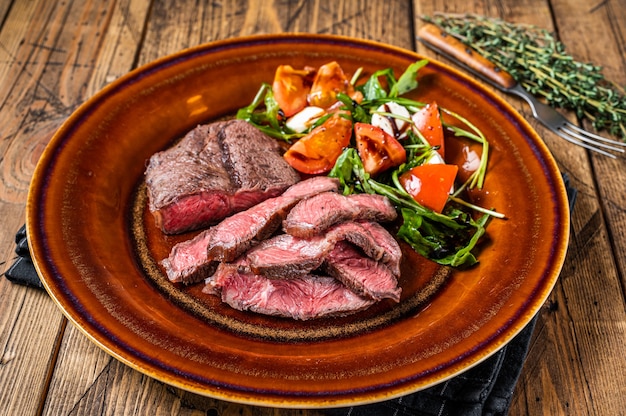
0;1;152;415
530;0;626;414
0;1;79;414
414;1;626;415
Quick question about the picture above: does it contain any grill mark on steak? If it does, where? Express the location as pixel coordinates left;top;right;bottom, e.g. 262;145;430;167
162;177;340;284
145;120;300;234
246;221;389;278
204;260;375;320
218;121;300;193
322;242;401;302
283;192;397;238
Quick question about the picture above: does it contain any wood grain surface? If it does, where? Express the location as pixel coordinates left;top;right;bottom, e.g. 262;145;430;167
1;0;625;415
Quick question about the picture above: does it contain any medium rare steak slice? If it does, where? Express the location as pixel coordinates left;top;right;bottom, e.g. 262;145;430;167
246;221;389;278
145;120;299;234
204;260;375;320
322;242;401;302
206;176;340;262
358;221;402;277
283;192;397;238
161;230;218;285
162;177;340;284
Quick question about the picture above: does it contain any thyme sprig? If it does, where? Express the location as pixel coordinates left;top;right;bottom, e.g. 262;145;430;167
422;13;626;140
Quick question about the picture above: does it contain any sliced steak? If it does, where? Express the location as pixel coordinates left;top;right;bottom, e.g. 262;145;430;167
246;221;388;278
283;192;397;238
162;177;340;284
161;229;218;285
358;221;402;277
146;120;299;234
206;176;340;262
204;260;375;320
322;242;401;302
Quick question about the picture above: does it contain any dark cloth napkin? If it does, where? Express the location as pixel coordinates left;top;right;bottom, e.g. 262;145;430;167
2;174;577;415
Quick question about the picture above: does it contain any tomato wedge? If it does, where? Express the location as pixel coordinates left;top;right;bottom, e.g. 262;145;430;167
354;122;406;176
272;65;315;117
283;113;353;174
412;102;444;157
399;164;458;213
307;61;363;109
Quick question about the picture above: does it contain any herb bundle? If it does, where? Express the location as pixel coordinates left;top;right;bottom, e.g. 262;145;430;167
422;13;626;140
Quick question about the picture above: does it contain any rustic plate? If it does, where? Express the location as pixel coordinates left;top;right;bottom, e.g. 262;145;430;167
27;34;569;408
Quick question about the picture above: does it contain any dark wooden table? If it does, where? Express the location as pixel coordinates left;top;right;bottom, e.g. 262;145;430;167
1;1;625;414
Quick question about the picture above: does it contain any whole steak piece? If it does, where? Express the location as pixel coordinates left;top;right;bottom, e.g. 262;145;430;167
145;120;300;234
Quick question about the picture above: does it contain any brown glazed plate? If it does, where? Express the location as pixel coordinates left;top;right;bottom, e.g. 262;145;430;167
27;34;569;408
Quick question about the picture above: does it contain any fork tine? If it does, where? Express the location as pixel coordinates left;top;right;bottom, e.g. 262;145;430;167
554;128;620;158
560;124;626;154
562;122;626;147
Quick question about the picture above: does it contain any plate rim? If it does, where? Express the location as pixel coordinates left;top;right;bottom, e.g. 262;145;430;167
26;33;570;408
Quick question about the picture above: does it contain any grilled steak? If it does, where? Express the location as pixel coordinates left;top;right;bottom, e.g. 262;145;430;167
204;260;375;320
322;242;401;302
283;192;397;238
358;221;402;277
206;176;340;262
162;177;340;284
246;221;390;278
161;231;219;285
146;120;300;234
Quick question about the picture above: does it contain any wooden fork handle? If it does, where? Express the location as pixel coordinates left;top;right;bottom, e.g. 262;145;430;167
418;23;517;90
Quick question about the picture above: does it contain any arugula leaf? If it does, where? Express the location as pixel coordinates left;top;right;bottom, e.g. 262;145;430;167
398;207;490;268
335;93;369;123
389;59;429;97
360;68;396;100
236;84;303;141
330;147;491;267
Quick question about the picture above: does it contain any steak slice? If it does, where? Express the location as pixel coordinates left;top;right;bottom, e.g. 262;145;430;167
358;221;402;277
162;177;340;284
283;192;397;238
206;176;340;262
246;221;389;278
322;242;401;302
204;260;375;320
161;230;219;285
145;120;300;234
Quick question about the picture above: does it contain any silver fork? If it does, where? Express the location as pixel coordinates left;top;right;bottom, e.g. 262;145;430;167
506;84;626;158
418;24;626;158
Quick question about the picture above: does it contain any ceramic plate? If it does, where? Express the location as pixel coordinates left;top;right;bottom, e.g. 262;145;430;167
27;34;569;408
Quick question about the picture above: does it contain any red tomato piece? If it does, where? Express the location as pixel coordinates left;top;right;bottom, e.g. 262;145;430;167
272;65;315;117
283;113;353;174
354;122;406;176
307;61;363;109
399;164;458;213
412;102;444;157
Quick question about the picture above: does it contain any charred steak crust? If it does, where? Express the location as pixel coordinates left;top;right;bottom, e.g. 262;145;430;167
218;120;300;192
145;120;300;234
